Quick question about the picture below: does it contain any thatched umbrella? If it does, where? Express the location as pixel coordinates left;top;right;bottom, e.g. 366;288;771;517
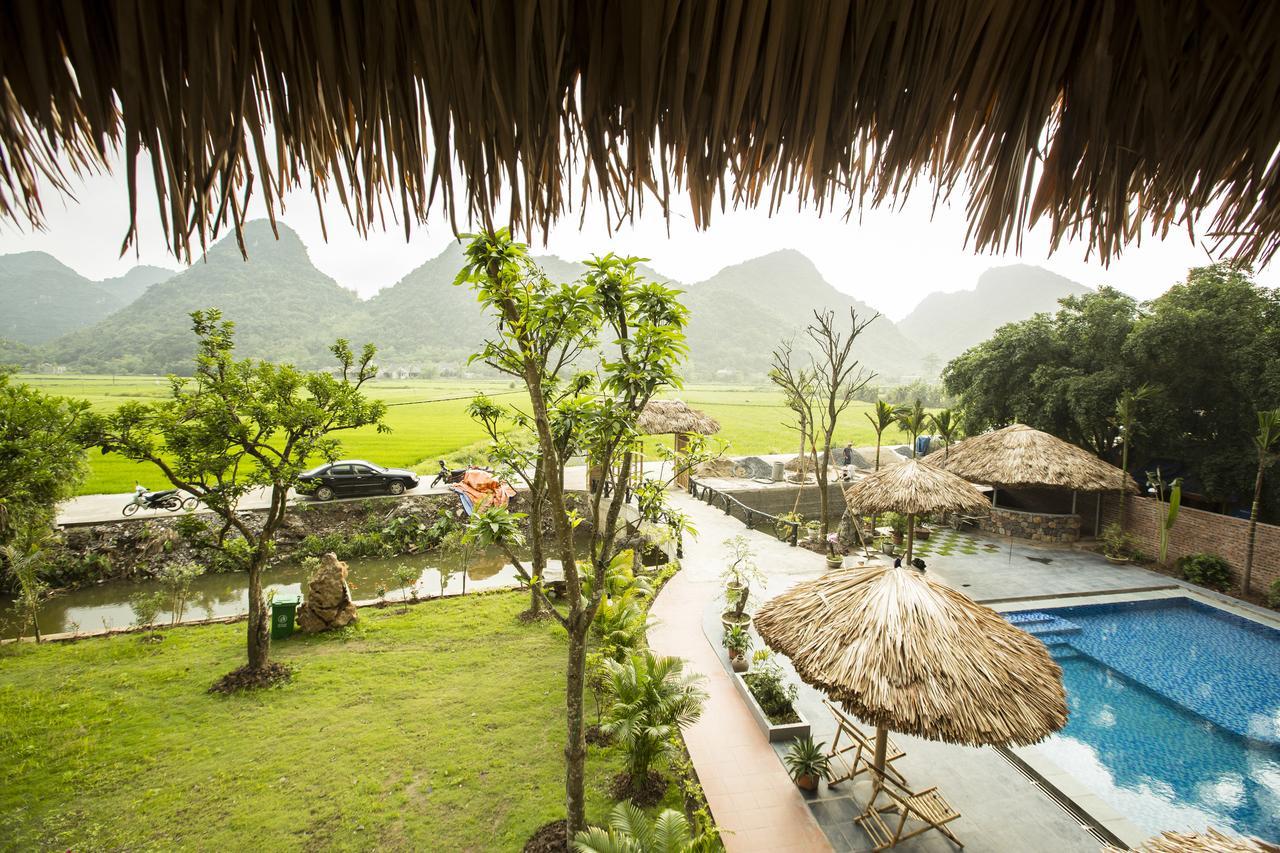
842;459;991;564
753;564;1067;786
1107;828;1279;853
635;400;719;489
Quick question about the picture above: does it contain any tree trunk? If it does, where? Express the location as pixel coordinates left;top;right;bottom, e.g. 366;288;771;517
246;555;271;671
1244;460;1265;595
527;489;544;617
1118;439;1130;529
564;624;589;835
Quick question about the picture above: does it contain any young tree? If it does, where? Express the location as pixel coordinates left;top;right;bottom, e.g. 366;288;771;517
1;525;51;642
804;309;876;536
864;400;900;471
0;372;88;546
456;231;689;837
929;409;963;458
1244;409;1280;595
896;399;930;457
769;338;817;489
84;311;385;683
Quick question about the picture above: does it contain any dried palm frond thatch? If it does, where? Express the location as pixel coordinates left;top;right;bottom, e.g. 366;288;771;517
841;459;990;516
636;400;719;436
753;565;1067;747
1107;828;1280;853
937;424;1139;493
2;3;1279;265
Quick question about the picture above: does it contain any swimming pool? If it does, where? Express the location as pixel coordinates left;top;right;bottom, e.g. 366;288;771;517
1006;597;1280;841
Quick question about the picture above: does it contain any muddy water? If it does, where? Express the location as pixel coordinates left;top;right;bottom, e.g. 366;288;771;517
1;544;556;639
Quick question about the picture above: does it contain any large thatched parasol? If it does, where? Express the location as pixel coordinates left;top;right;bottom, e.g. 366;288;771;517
753;564;1067;784
936;424;1139;494
636;400;720;436
842;459;990;563
2;5;1279;267
1107;828;1279;853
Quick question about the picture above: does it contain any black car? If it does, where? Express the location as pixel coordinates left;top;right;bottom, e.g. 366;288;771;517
297;460;420;501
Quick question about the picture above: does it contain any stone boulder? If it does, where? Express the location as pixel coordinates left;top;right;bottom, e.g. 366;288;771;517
297;552;359;633
733;456;774;479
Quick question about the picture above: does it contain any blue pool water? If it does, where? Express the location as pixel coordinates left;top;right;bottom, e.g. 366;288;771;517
1007;598;1280;841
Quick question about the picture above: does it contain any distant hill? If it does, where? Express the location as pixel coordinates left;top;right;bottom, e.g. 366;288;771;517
98;265;177;304
44;222;361;374
679;250;922;380
898;264;1090;367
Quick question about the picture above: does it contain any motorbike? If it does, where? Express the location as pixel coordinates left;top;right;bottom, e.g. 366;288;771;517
122;487;197;516
429;460;499;488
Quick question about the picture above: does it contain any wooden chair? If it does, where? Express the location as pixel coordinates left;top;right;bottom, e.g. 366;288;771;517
823;700;908;787
855;761;963;851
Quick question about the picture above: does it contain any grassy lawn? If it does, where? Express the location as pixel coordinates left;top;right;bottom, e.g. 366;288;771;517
19;375;926;494
0;592;659;851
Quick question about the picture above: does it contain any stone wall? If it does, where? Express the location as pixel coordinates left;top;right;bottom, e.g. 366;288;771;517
980;506;1082;543
1100;494;1280;594
712;482;848;523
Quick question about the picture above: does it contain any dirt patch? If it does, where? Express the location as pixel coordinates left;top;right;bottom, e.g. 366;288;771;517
524;819;569;853
517;607;553;624
208;662;294;694
609;769;667;808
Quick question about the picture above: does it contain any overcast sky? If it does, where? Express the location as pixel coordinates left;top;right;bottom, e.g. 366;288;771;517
1;157;1273;320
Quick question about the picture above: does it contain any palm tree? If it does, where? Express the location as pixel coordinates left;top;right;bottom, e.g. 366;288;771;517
895;399;929;457
929;409;962;458
601;652;707;788
1244;409;1280;595
1114;385;1152;528
864;400;900;470
574;802;696;853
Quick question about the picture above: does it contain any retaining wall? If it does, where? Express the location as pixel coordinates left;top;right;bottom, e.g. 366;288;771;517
981;506;1082;543
1099;494;1280;594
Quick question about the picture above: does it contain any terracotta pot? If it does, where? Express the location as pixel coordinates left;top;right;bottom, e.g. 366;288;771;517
795;773;819;791
914;528;931;541
730;653;749;673
892;531;904;545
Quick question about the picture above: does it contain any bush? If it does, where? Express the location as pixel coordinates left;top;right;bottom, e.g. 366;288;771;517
1267;579;1280;609
742;651;799;724
1177;553;1233;592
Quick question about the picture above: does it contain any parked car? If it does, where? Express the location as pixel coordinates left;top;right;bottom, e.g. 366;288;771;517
297;460;420;501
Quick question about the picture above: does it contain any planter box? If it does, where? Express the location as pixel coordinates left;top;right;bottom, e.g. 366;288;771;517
732;673;811;742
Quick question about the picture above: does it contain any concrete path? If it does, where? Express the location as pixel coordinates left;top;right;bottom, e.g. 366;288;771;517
648;490;832;852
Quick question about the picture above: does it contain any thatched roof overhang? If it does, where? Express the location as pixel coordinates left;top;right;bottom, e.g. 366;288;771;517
754;565;1067;747
636;400;720;436
3;3;1279;264
937;424;1139;493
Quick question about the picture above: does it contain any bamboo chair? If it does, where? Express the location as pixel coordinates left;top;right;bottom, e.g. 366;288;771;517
855;760;963;851
823;700;908;787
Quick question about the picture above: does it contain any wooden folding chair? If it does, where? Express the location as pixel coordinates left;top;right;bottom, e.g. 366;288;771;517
855;760;963;851
823;700;908;787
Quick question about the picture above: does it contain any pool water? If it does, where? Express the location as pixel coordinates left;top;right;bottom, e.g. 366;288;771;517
1007;598;1280;841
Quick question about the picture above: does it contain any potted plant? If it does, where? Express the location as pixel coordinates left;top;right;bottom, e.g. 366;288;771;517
885;512;908;546
721;535;765;630
825;533;843;570
913;515;931;541
783;735;831;791
804;520;822;543
722;624;753;673
1100;522;1134;564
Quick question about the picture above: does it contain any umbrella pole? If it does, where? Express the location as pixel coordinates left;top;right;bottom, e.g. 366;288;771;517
866;726;889;813
904;513;916;564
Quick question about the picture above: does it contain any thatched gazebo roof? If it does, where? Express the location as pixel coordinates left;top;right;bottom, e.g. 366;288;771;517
753;565;1067;747
636;400;719;436
1108;829;1279;853
841;459;990;516
3;4;1279;266
936;424;1139;493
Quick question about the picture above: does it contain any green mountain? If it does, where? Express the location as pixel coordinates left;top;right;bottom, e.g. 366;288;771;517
44;222;362;374
99;265;178;303
0;253;126;344
898;264;1090;367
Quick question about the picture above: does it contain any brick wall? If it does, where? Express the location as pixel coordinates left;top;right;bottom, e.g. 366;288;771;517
1099;494;1280;593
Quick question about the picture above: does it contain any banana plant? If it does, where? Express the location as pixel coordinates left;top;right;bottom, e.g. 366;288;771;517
1146;468;1182;564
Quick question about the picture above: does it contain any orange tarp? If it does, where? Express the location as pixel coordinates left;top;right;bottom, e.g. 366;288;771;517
450;469;517;512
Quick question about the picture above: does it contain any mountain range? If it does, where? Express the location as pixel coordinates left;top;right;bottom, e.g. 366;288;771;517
1;221;1091;379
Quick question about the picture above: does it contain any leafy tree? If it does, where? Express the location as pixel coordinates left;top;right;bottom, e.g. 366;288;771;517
769;337;817;489
600;652;707;791
864;400;901;470
0;372;88;547
157;560;204;626
928;409;962;457
895;400;929;457
574;802;697;853
84;310;385;682
1244;410;1280;594
456;231;688;836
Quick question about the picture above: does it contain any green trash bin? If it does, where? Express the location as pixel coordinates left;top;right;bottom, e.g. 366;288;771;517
271;595;301;639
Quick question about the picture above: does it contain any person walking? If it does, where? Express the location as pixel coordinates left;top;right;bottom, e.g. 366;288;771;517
841;443;854;480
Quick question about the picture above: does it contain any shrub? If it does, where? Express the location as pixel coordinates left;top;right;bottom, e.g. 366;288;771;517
1177;553;1234;592
1100;523;1139;559
1267;579;1280;609
157;560;204;625
601;652;707;788
742;651;799;724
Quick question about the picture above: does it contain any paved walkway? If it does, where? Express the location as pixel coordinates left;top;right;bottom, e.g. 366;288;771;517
648;490;832;852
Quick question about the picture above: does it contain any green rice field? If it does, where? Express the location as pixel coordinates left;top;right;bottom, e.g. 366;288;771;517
20;375;921;495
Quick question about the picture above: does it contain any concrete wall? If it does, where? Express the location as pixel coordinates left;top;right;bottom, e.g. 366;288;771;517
716;482;848;523
1100;494;1280;594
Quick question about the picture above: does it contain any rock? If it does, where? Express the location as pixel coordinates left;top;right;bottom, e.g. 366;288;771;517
733;456;774;479
297;552;359;633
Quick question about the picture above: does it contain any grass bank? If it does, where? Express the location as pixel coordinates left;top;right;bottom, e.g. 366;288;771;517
0;592;668;851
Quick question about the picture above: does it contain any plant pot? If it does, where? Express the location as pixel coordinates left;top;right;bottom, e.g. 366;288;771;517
892;532;904;546
914;528;930;541
721;610;752;632
730;653;749;673
732;673;811;741
795;773;820;792
1105;554;1131;565
826;556;843;570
